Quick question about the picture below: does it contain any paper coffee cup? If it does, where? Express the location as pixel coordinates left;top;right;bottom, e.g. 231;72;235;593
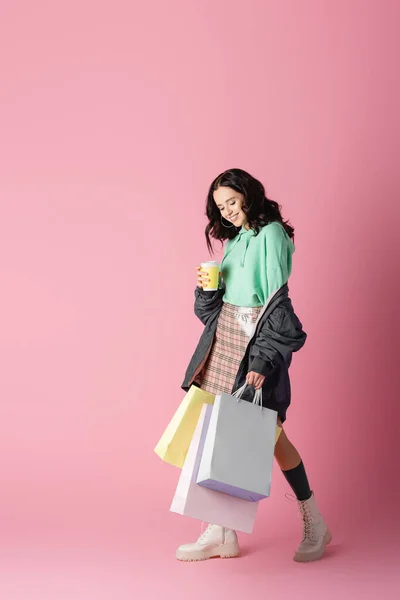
200;261;220;291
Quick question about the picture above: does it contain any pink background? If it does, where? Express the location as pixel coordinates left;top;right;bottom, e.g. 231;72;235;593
0;1;399;598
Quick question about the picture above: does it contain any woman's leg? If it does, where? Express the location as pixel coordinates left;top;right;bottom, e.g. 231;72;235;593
274;418;302;470
274;418;331;562
274;418;311;501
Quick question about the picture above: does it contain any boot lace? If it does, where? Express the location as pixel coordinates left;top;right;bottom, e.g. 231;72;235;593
199;523;213;543
299;501;315;541
198;522;226;544
285;493;316;542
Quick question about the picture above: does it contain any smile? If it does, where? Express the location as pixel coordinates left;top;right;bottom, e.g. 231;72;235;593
229;214;239;222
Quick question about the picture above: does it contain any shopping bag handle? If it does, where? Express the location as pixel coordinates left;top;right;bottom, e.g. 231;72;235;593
232;383;263;411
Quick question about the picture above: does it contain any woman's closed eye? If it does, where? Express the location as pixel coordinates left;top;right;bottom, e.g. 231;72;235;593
221;202;236;212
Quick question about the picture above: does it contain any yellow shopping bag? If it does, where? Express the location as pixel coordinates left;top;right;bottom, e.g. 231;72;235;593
154;386;215;468
275;426;282;444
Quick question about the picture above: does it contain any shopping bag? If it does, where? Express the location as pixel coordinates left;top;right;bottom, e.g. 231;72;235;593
154;385;215;468
196;384;278;501
170;403;258;534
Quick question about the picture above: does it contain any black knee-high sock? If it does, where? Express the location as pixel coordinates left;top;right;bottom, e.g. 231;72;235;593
281;461;312;502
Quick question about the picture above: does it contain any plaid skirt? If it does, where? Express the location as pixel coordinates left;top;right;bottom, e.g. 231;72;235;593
199;302;263;396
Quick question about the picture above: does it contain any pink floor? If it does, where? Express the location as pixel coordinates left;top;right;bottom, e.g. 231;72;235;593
1;495;398;600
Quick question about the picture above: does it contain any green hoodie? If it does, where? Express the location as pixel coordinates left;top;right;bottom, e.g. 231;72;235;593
220;221;295;307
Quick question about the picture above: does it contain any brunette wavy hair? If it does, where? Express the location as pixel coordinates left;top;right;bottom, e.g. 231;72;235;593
205;168;294;254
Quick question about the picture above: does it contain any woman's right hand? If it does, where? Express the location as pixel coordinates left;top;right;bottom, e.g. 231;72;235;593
196;266;210;288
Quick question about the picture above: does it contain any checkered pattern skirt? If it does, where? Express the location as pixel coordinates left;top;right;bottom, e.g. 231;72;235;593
199;302;263;396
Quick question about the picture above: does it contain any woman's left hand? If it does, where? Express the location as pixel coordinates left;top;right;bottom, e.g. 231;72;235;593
246;371;266;390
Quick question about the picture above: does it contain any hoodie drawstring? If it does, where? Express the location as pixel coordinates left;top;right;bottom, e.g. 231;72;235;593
240;235;252;268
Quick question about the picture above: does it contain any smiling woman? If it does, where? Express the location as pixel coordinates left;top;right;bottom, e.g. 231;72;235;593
214;188;246;227
176;168;331;564
204;168;294;253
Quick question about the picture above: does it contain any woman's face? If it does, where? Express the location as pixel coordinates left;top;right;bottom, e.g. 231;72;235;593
213;186;248;228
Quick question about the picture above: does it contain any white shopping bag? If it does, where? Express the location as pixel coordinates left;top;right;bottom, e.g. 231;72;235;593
196;384;278;501
170;403;258;534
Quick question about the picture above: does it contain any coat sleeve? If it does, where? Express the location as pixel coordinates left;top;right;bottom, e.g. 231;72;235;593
194;284;225;326
249;298;307;377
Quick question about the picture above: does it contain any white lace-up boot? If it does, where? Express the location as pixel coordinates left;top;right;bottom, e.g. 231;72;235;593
293;492;332;562
176;524;240;562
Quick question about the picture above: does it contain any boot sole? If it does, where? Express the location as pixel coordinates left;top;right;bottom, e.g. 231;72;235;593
293;529;332;563
176;543;241;562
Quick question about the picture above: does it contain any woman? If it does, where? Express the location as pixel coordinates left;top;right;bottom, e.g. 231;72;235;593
177;168;331;563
